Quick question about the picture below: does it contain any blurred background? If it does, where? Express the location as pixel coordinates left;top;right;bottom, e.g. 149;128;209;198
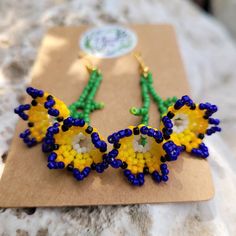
0;0;235;235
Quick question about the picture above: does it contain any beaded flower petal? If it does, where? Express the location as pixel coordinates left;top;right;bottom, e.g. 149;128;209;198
106;121;182;186
161;95;221;158
44;117;108;181
14;87;70;147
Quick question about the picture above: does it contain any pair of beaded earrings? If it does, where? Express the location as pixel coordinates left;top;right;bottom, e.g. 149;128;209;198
14;53;221;186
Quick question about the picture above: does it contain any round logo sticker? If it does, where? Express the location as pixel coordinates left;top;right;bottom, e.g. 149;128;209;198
80;25;137;58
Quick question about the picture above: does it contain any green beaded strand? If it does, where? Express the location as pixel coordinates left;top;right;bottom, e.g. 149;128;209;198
68;69;104;124
130;75;150;126
145;72;177;117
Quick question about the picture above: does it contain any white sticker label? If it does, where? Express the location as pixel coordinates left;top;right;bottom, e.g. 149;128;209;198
80;25;137;58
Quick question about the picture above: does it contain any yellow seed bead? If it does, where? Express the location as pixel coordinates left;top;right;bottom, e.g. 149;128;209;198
132;166;138;174
137;153;143;160
76;153;83;160
144;152;151;159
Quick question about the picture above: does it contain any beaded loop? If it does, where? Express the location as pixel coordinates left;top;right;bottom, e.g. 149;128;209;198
14;87;70;147
107;123;181;186
161;95;221;158
44;117;108;181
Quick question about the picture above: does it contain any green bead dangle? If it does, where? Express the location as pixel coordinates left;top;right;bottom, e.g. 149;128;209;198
68;66;104;125
131;52;178;119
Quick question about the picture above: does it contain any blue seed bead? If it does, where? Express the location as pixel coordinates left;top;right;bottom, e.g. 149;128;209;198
72;119;80;126
139;178;145;186
132;179;140;186
161;168;169;175
140;126;148;135
124;129;132;137
147;128;155;137
112;133;120;143
163;127;173;136
118;130;126;138
100;141;107;149
46;132;53;139
20;104;27;111
182;95;190;101
181;95;190;103
82;167;91;177
101;162;109;169
52;127;59;134
47;127;54;133
64;117;73;126
199;103;206;110
20;129;30;138
107;135;114;144
57;162;65;169
44;138;54;145
214;127;221;132
23;136;30;143
208;118;220;125
203;151;209;158
48;109;59;117
205;103;211;109
162;175;169;182
95;164;104;173
160;164;167;170
92;137;100;143
75;173;84;181
91;132;99;140
14;107;21;114
26;87;35;96
19;113;29;120
110;159;122;168
137;173;144;180
94;140;102;148
108;149;119;158
153;130;163;140
53;123;60;128
27;140;36;147
208;104;217;113
48;162;56;169
174;99;184;110
199;143;206;149
163;141;171;150
37;90;44;97
124;169;131;177
44;100;55;109
48;152;57;162
128;174;135;183
23;104;31;110
73;168;80;176
19;133;26;139
42;143;53;153
206;129;213;136
152;171;161;183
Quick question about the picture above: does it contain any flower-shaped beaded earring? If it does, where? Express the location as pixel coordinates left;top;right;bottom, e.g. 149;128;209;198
106;53;182;186
14;88;70;147
134;54;221;158
43;60;108;181
14;55;108;182
160;97;220;158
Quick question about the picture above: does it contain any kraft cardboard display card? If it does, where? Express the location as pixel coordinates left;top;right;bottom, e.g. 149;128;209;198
0;25;215;207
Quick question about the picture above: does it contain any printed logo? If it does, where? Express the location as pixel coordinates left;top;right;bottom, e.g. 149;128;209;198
80;25;137;58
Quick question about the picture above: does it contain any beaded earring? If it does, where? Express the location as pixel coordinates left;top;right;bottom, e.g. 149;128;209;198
14;88;70;147
15;56;108;181
132;53;221;158
106;53;182;186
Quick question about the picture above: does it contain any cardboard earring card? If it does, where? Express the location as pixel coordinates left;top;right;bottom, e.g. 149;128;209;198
0;25;214;207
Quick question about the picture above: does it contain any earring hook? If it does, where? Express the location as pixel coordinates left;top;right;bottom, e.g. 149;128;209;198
77;51;96;72
133;52;149;77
